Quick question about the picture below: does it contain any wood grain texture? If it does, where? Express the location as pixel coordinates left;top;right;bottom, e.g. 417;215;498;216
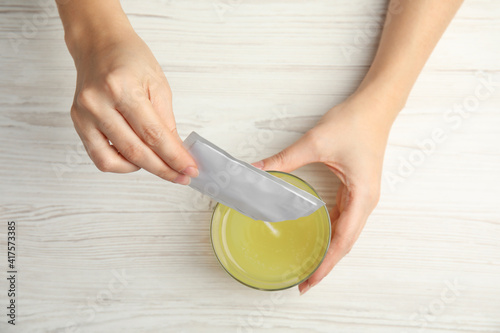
0;0;499;332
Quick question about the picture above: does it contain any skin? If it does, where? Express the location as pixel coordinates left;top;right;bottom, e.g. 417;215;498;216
57;0;463;294
57;0;198;185
253;0;464;294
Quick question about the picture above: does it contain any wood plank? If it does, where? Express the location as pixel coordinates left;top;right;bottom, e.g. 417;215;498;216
0;0;499;332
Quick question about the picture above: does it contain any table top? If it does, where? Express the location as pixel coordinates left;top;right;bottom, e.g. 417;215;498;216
1;1;499;332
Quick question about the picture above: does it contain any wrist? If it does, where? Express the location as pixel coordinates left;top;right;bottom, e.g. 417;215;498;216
356;71;408;110
58;1;134;63
342;84;404;137
349;69;409;131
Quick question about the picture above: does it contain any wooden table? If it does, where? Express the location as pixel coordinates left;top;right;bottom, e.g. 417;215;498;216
1;0;499;332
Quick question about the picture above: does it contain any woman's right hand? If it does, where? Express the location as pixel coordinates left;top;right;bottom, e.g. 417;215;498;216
67;21;198;185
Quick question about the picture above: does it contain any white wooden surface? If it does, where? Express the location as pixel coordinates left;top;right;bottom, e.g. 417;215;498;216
1;0;499;332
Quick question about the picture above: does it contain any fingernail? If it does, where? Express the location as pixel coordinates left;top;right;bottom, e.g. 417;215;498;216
300;281;311;295
252;161;264;170
182;166;199;178
173;174;191;185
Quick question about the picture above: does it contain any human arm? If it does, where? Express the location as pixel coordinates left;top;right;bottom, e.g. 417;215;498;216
253;0;464;294
57;0;198;184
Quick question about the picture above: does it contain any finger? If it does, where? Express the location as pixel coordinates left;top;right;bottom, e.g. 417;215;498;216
81;127;141;173
116;89;198;178
149;77;176;126
299;204;340;295
72;110;140;173
148;82;191;160
252;133;318;173
299;190;369;294
96;107;191;185
330;204;340;222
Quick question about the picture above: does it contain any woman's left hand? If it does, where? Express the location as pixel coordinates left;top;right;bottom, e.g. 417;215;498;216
253;92;399;294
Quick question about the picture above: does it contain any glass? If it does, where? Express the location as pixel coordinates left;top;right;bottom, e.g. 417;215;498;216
210;171;331;291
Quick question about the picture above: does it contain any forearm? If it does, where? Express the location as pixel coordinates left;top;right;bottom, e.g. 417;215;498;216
355;0;463;125
57;0;134;60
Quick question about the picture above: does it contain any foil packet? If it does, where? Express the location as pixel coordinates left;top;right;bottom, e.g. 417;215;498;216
183;132;325;222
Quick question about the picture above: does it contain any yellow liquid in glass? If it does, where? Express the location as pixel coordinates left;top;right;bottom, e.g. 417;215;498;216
211;171;330;290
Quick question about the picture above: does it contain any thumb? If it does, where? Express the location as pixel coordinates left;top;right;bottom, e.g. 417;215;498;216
252;134;318;173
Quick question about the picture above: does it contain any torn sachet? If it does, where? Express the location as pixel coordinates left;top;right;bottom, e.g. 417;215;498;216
183;132;325;222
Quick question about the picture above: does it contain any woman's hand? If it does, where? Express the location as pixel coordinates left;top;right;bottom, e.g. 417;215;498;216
59;1;198;184
253;93;398;294
252;0;463;294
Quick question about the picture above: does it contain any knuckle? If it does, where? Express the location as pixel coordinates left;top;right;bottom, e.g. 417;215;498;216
335;236;355;255
103;71;123;98
273;150;288;168
169;126;179;137
167;149;182;165
92;154;116;172
303;129;323;156
75;88;96;109
70;105;80;125
102;70;150;112
103;70;139;109
158;170;176;182
100;120;115;134
142;124;164;147
161;144;184;168
120;143;144;163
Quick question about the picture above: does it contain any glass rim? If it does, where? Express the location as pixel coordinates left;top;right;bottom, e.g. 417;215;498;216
209;170;331;291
